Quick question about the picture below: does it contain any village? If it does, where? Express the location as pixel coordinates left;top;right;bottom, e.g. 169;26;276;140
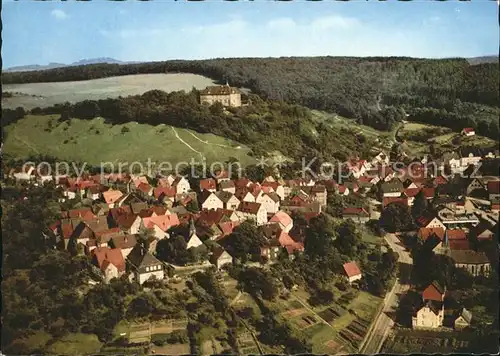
6;127;499;353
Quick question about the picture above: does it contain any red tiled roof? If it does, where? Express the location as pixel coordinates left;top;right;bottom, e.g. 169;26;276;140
137;182;152;194
404;188;421;198
200;178;217;191
343;207;369;216
269;211;293;228
449;240;470;250
237;201;262;214
67;208;96;221
462;127;475;133
103;190;124;204
154;186;176;199
92;247;126;272
421;187;435;199
383;197;408;207
434;176;448;185
418;227;445;241
446;229;467;240
487;181;500;194
143;214;180;232
343;261;362;278
422;282;444;302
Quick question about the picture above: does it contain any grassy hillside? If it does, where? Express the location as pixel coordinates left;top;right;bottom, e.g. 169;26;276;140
2;73;216;110
3;115;254;167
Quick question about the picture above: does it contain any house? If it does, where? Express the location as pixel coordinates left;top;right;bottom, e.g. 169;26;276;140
269;211;293;233
91;247;126;283
454;308;472;330
450;250;491;276
215;191;240;210
422;281;445;302
199;84;242;107
466;178;487;195
142;214;181;239
383;196;409;208
487;181;500;202
172;176;191;195
127;246;164;285
461;128;475;137
115;214;142;235
219;180;236;194
412;301;444;329
153;186;176;204
261;181;285;200
235;187;256;203
337;185;350;196
236;201;267;226
102;189;124;208
342;207;370;223
256;192;280;215
301;185;327;207
418;227;446;242
416;215;446;230
260;241;282;262
343;261;362;283
437;207;480;228
210;246;233;269
9;164;36;182
412;281;445;329
214;170;231;183
200;189;224;211
471;224;495;241
199;178;217;192
381;180;404;198
136;182;153;197
110;234;138;258
372;151;390;166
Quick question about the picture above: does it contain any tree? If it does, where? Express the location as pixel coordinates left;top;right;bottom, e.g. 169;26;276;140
222;222;265;262
411;190;428;218
304;214;337;258
334;220;363;258
238;267;279;301
379;203;413;233
156;235;191;266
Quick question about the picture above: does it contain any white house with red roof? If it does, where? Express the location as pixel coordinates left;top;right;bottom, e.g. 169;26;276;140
342;207;370;223
199;178;217;192
102;189;124;208
142;214;181;239
91;247;126;283
172;176;191;195
236;202;268;226
269;211;293;233
461;128;475;137
200;190;224;211
256;192;280;214
343;261;362;283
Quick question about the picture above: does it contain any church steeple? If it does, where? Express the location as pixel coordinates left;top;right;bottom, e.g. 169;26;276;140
189;216;196;236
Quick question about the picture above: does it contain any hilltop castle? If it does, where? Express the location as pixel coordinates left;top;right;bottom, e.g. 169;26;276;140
199;82;242;108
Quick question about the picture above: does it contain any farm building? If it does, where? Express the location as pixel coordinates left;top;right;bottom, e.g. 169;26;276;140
199;83;242;107
461;128;475;136
343;261;362;283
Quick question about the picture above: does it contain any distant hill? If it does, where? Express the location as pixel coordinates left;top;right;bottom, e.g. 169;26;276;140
467;55;498;65
4;57;128;72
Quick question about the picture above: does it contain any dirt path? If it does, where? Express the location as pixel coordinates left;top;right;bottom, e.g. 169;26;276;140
170;126;205;161
186;130;240;149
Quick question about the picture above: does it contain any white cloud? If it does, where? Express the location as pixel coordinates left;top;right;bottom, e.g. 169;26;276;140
310;15;360;30
51;9;68;20
267;18;297;30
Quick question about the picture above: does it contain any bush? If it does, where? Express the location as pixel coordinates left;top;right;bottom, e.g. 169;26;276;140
121;127;130;134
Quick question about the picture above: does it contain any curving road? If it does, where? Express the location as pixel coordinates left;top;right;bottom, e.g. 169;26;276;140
359;233;413;354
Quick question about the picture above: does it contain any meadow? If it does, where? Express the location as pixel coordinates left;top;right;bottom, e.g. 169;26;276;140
3;115;255;167
2;73;216;110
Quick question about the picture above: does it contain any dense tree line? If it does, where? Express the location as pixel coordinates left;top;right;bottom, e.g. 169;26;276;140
3;57;498;133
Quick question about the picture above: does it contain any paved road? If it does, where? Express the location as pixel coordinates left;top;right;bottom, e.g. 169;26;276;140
360;233;413;354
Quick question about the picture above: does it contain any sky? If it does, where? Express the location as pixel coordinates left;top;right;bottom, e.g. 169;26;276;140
2;0;498;68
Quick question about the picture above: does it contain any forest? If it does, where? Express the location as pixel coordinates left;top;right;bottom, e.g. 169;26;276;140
2;57;498;137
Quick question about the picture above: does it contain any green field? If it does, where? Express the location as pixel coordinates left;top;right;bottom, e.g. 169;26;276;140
4;115;255;167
